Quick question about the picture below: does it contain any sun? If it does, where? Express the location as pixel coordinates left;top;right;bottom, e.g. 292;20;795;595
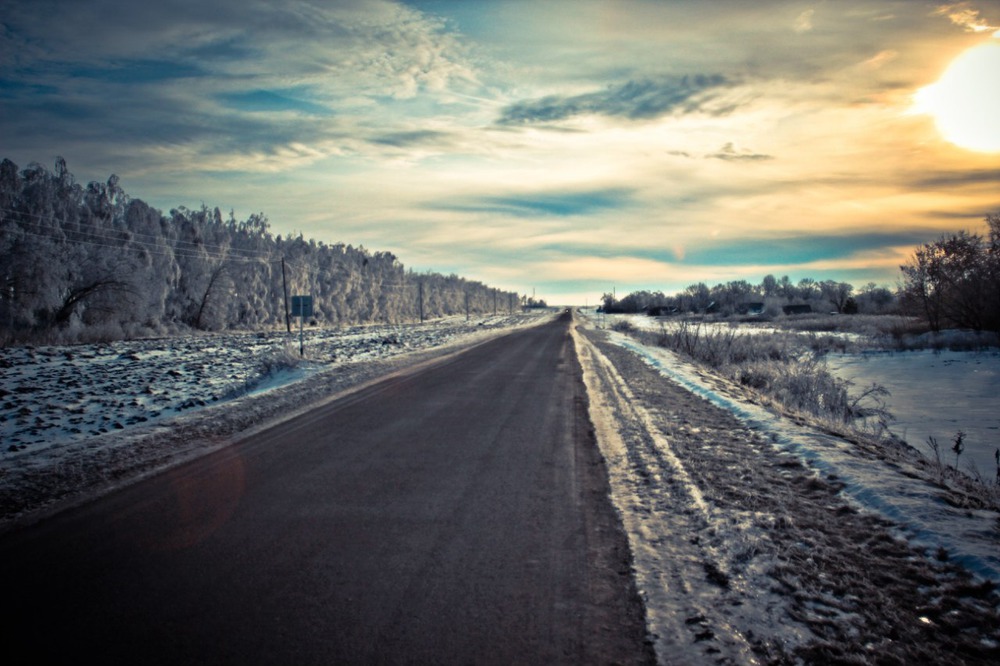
913;40;1000;153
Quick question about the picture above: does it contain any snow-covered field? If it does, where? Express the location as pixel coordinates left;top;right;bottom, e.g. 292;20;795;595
1;315;538;454
0;313;551;525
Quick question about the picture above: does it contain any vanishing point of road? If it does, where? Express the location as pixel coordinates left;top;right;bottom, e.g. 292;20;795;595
2;311;653;664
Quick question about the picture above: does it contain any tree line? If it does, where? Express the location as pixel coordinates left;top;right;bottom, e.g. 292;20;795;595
602;212;1000;335
600;278;893;318
0;158;522;344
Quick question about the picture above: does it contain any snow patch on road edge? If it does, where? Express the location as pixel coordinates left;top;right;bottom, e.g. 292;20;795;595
571;321;801;664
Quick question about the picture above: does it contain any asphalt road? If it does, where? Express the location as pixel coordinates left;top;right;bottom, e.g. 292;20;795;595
2;311;653;664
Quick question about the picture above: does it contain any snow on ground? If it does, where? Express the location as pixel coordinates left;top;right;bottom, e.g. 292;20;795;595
573;314;1000;663
597;311;863;342
583;310;1000;575
598;312;1000;484
0;313;551;526
608;330;1000;581
1;315;537;455
579;311;1000;580
3;307;999;661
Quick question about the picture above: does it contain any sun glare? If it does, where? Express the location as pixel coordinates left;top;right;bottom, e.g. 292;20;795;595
914;40;1000;152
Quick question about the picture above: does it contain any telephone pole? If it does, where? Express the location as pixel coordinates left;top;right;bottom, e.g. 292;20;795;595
418;279;425;322
281;257;291;333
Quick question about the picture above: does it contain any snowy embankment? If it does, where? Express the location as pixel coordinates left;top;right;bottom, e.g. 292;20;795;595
601;312;1000;489
612;333;999;580
584;313;999;580
0;313;552;528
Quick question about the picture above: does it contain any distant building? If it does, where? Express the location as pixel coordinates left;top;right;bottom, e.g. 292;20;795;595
782;304;812;315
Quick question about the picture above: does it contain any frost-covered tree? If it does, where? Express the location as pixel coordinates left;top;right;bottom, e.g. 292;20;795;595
0;157;520;344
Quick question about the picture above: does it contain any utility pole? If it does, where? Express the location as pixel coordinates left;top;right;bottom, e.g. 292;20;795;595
281;257;291;333
418;279;425;322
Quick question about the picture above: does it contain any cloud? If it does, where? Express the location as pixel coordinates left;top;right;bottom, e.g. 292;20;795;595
794;9;815;33
217;89;332;115
860;50;899;70
497;75;735;125
369;130;454;148
431;188;635;217
910;169;1000;189
680;231;938;267
705;142;773;162
933;2;1000;35
0;0;482;172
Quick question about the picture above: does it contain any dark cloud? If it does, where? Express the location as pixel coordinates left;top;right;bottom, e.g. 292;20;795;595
0;0;474;172
682;231;937;267
531;229;938;268
432;188;635;217
910;169;1000;190
497;75;735;125
217;89;332;116
68;60;206;84
370;130;452;148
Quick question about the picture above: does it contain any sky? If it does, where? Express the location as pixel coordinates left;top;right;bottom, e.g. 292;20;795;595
2;0;1000;305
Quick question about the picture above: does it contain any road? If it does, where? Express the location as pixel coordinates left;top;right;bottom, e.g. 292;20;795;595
2;311;653;664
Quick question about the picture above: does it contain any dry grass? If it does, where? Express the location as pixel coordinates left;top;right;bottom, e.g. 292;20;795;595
629;323;881;431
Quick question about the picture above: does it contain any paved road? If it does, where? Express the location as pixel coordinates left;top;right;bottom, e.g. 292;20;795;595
3;312;652;664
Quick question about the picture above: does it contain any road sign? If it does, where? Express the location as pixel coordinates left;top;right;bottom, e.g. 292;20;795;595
291;295;313;318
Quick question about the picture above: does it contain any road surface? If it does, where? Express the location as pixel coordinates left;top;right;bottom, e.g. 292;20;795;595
3;311;653;664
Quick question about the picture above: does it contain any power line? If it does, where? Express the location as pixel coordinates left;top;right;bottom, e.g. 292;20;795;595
2;208;276;261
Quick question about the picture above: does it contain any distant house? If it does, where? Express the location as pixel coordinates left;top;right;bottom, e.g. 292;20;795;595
647;306;679;316
782;304;812;315
741;302;765;316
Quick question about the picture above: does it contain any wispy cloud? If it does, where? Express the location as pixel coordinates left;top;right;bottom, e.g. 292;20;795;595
933;2;1000;34
705;143;773;162
497;75;735;126
0;0;482;172
794;9;816;33
910;168;1000;190
680;231;939;267
370;130;455;148
431;188;636;217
